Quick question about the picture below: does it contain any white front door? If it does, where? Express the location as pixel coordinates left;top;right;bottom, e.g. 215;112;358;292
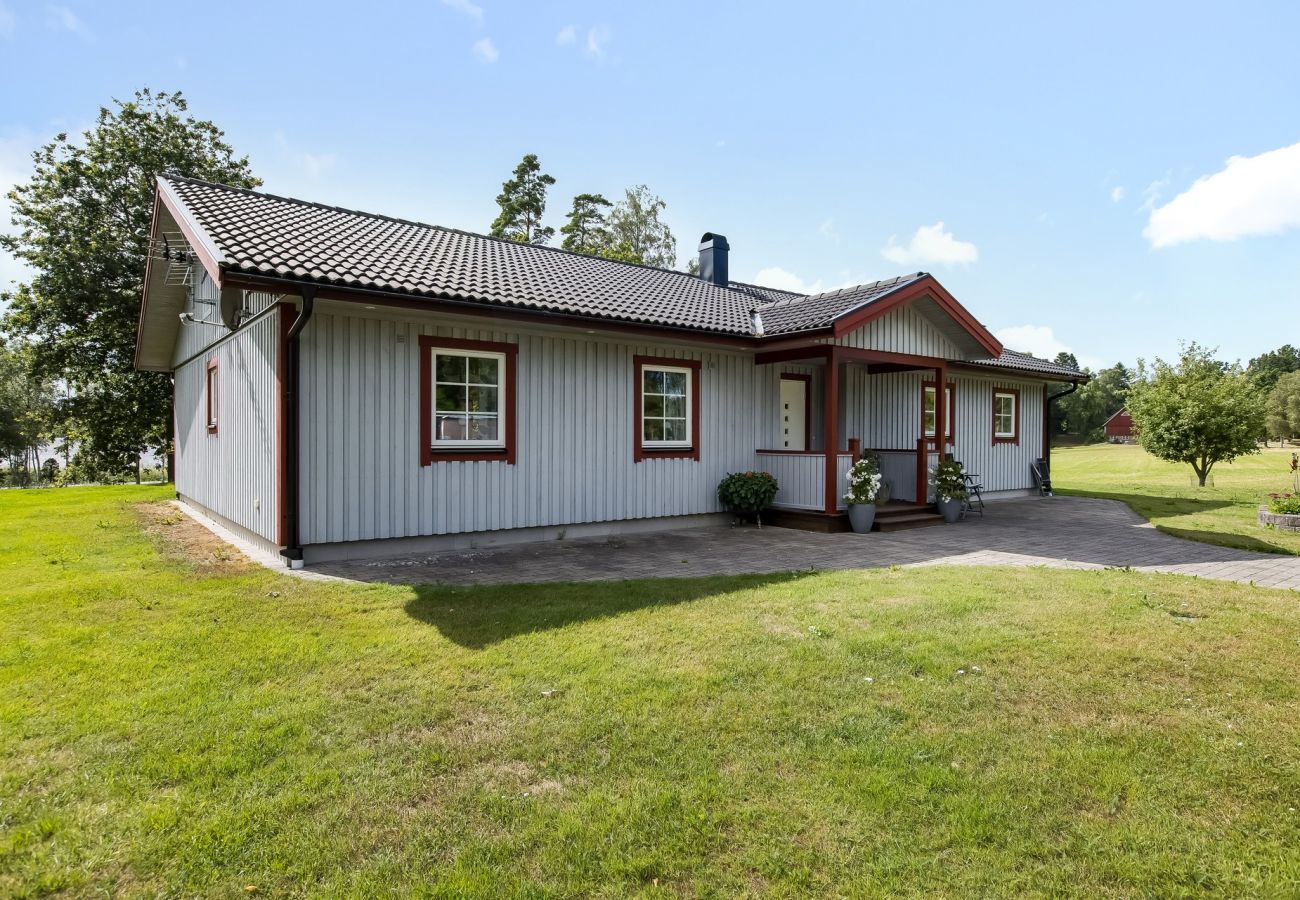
779;377;807;451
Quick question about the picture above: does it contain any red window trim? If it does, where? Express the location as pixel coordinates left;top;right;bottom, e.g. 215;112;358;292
779;372;812;451
419;335;518;465
205;358;219;434
921;380;956;445
633;355;702;462
992;386;1021;445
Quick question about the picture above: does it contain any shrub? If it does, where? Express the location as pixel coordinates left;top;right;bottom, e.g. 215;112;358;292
843;454;885;505
1266;492;1300;515
931;459;969;502
718;471;779;516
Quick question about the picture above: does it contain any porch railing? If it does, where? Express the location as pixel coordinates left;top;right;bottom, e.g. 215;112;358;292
756;450;855;512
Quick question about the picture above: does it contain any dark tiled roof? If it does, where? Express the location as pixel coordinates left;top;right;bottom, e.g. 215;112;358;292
965;348;1089;381
164;176;762;335
726;279;806;307
755;274;927;335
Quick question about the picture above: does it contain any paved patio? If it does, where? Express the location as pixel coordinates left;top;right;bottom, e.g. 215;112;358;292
308;496;1300;590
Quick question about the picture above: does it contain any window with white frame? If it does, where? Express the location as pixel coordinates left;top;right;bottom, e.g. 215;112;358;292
641;364;692;447
993;390;1017;440
923;383;954;440
431;348;506;447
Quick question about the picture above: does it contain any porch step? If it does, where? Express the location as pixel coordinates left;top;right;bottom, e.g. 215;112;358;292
872;504;945;532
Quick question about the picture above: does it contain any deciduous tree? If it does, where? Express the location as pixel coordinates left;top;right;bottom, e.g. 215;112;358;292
1127;343;1266;486
1266;370;1300;445
0;89;258;481
605;185;677;269
490;153;556;245
1247;344;1300;393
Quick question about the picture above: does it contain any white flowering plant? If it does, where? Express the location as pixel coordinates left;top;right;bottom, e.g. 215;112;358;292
930;459;969;502
843;454;885;505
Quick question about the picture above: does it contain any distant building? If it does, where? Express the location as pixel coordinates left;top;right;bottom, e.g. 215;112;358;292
1104;408;1135;443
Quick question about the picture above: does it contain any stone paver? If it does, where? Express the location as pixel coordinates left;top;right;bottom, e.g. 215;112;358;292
308;497;1300;591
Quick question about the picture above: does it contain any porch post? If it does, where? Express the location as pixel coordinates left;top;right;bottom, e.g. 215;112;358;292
823;347;840;515
934;364;946;457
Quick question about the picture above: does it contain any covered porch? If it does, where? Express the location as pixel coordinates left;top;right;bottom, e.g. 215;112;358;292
753;344;952;527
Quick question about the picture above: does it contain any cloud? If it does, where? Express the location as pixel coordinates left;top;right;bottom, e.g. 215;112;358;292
585;24;609;58
0;131;41;290
440;0;483;25
995;325;1073;361
273;132;337;180
817;218;840;244
1139;174;1170;213
555;24;575;45
0;4;15;40
45;4;81;32
1110;185;1126;203
880;221;978;267
752;267;827;295
1144;141;1300;248
472;36;498;63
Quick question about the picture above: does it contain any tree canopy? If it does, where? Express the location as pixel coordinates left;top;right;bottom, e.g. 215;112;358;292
1267;370;1300;444
605;185;677;269
559;193;613;254
490;154;556;245
1126;343;1266;486
0;341;56;479
1247;344;1300;393
0;88;258;480
1048;356;1131;441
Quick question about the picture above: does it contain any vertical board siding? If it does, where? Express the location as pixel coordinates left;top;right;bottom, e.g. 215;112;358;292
760;454;825;510
174;306;280;542
833;453;854;510
833;305;962;358
877;451;918;502
171;271;278;367
949;376;1043;494
298;310;765;545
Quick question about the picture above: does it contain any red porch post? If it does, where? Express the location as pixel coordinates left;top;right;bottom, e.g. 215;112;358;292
823;347;840;515
934;363;946;457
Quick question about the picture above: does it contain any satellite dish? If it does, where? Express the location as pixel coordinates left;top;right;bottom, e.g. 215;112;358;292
218;286;244;330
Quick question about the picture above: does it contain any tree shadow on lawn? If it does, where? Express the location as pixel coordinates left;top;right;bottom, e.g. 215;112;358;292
1154;526;1295;556
405;571;816;649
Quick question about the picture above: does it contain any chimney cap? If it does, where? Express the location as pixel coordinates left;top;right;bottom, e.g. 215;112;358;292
699;232;729;248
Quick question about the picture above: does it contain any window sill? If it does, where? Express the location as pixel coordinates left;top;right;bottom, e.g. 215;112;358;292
992;436;1019;445
206;425;218;434
422;448;513;465
636;447;699;462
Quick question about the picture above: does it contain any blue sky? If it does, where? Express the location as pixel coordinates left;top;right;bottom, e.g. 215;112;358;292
2;1;1299;370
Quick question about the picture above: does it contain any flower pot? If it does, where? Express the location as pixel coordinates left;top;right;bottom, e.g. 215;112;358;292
936;497;963;523
847;503;876;534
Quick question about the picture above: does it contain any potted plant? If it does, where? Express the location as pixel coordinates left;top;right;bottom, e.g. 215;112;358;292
718;471;779;527
842;454;884;533
930;459;969;523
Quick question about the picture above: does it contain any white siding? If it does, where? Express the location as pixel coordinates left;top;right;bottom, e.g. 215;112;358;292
760;453;825;510
172;270;279;368
174;306;281;543
832;305;963;357
297;309;765;545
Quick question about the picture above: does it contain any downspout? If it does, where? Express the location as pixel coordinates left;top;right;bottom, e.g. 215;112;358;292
1043;382;1079;470
280;285;316;568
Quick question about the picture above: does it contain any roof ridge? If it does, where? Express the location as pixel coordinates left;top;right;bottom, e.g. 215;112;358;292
161;173;746;292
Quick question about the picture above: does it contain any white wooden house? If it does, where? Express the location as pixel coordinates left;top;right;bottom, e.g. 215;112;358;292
135;177;1087;566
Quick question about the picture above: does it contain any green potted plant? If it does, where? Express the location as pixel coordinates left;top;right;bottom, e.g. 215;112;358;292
930;459;969;523
842;453;884;533
718;471;779;527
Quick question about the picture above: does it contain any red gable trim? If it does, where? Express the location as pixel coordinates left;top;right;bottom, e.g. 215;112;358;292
1102;407;1129;427
830;275;1003;358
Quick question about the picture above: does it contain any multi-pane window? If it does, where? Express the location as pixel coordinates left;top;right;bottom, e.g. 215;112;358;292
923;384;954;439
432;349;505;446
993;391;1017;439
641;365;692;447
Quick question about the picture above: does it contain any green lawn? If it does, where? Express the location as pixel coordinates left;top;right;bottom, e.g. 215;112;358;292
1054;442;1300;555
3;487;1300;897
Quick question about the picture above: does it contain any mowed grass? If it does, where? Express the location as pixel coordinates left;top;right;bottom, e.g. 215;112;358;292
1054;442;1300;555
3;487;1300;897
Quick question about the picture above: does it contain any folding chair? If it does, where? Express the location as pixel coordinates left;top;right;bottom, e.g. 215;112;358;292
1031;458;1053;497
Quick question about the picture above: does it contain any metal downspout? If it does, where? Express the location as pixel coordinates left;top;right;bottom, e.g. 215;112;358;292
280;285;316;567
1044;382;1079;470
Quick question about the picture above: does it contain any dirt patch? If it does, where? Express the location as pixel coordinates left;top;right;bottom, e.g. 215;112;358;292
134;501;256;575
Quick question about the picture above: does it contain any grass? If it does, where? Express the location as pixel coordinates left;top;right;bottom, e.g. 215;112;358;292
2;486;1300;896
1054;442;1300;555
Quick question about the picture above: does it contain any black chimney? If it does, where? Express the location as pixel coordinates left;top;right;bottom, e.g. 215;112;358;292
698;232;729;286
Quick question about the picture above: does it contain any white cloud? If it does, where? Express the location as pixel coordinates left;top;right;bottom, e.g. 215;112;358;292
555;24;576;45
1110;185;1126;203
441;0;483;25
0;3;15;39
46;4;81;32
752;267;827;295
1139;174;1170;213
995;325;1073;361
585;24;609;58
1144;141;1300;248
0;131;41;290
880;221;978;267
817;218;840;244
472;36;498;63
273;131;337;180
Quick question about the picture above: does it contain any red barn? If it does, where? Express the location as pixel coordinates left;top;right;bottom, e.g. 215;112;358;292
1104;408;1134;443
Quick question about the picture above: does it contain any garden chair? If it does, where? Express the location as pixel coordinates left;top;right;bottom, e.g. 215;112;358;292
1031;458;1053;496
